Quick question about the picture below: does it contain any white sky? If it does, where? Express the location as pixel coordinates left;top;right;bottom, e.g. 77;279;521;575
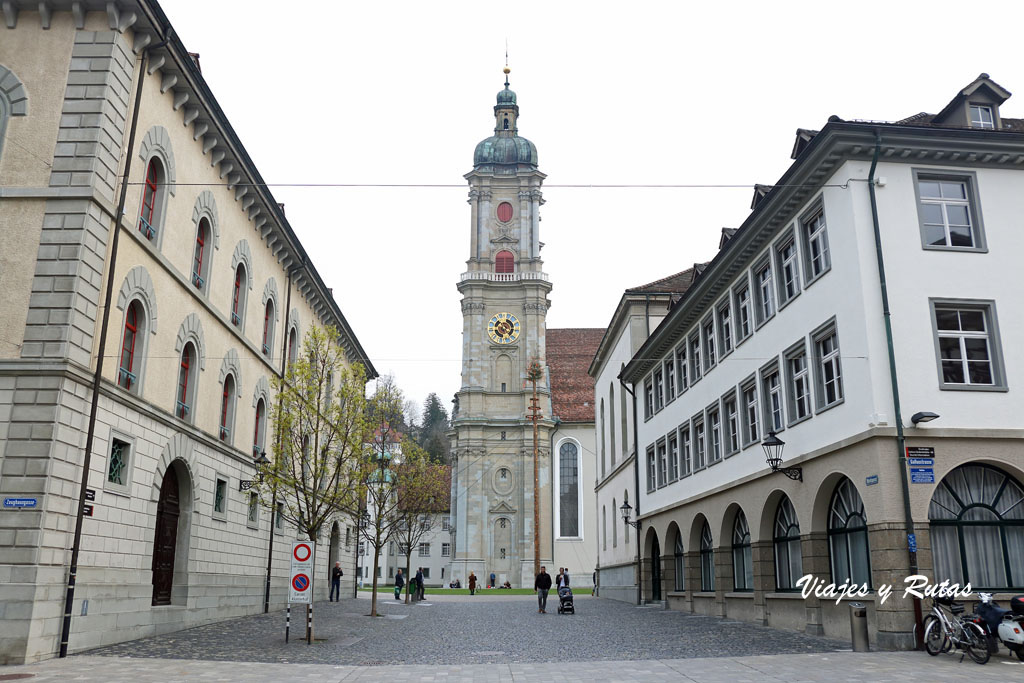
162;0;1024;413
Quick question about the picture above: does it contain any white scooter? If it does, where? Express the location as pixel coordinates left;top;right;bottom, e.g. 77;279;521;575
974;593;1024;661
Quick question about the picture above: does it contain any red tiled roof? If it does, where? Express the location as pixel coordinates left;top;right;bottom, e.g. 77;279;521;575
547;328;605;423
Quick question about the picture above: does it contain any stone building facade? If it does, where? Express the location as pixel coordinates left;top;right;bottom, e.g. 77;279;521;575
619;74;1024;649
0;0;374;664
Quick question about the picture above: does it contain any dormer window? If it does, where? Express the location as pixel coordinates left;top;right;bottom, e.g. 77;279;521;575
969;104;995;129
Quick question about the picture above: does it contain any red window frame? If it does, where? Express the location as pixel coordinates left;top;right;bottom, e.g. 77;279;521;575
254;398;265;453
139;160;158;236
192;221;206;288
262;302;273;354
119;304;138;389
177;344;192;418
220;375;232;440
495;250;514;274
232;265;244;324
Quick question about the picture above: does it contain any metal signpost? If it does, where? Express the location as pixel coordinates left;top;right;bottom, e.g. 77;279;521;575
289;541;314;644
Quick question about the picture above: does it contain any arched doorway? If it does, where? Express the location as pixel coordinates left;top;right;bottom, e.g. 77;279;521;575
328;522;341;585
651;534;662;601
152;468;180;605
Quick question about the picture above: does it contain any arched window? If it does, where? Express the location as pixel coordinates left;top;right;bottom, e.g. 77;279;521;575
231;264;246;327
599;399;606;477
287;327;298;366
609;383;616;466
774;496;803;591
220;374;236;443
138;158;162;241
674;532;685;591
619;364;628;454
612;497;617;548
118;301;143;391
262;300;274;356
829;478;871;587
700;522;715;591
732;511;753;591
602;505;607;551
930;464;1024;589
175;342;196;421
191;219;209;290
558;441;580;537
495;250;514;274
253;397;266;458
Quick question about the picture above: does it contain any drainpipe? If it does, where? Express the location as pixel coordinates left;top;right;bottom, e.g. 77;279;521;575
867;131;923;647
621;381;642;605
59;30;172;658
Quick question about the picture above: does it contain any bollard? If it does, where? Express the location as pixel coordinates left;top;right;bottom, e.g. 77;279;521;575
848;601;869;652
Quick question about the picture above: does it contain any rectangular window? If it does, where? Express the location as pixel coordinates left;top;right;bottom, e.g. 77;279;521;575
735;283;752;340
644;378;654;420
653;367;664;412
359;541;366;556
970;104;995;129
718;300;733;356
708;405;721;464
786;343;812;424
914;171;985;250
814;324;844;409
754;260;775;325
690;334;702;382
418;543;430;557
247;492;259;527
702;317;716;371
275;502;284;530
214;477;227;517
442;542;451;557
680;426;692;477
442;516;450;531
389;541;395;556
741;379;759;447
398;543;409;555
345;526;351;549
676;344;688;392
761;365;784;433
801;206;831;282
656;439;668;487
665;358;676;402
931;301;1005;390
107;437;131;489
422;568;430;579
723;393;739;456
694;416;706;470
776;235;801;304
646;446;656;492
389;566;395;578
667;432;679;482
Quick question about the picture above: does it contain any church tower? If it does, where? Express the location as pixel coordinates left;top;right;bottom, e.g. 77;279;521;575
449;69;554;588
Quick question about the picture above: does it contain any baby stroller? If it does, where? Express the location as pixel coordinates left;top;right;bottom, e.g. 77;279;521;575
557;586;575;614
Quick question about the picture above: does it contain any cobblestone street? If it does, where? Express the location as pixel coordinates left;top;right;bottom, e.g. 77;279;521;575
82;594;845;666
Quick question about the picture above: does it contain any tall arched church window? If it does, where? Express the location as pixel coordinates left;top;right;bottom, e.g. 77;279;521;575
774;496;803;590
231;264;246;327
176;342;197;421
700;522;715;591
612;497;617;548
220;374;236;442
118;301;144;391
599;399;606;477
558;441;580;537
139;158;163;241
503;117;509;130
829;478;871;587
619;364;628;454
930;464;1024;589
732;511;753;591
496;202;514;223
674;533;685;591
609;383;616;466
602;505;606;550
495;250;514;274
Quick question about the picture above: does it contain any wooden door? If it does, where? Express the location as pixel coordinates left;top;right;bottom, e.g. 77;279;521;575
152;468;180;605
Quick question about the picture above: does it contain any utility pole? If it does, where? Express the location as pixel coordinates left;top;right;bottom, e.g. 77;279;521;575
527;361;544;579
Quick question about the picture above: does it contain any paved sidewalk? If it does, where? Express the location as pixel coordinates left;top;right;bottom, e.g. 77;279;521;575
3;651;1022;682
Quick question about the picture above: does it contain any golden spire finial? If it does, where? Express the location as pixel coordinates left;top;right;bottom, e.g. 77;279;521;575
504;41;510;85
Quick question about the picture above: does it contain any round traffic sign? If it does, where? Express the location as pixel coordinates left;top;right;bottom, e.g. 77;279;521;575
293;543;311;562
292;573;310;591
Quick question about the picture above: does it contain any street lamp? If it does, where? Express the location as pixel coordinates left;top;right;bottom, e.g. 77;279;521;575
761;431;802;482
353;508;369;598
910;411;940;425
619;500;641;529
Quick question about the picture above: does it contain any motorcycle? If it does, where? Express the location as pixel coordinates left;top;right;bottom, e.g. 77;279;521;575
973;592;1024;661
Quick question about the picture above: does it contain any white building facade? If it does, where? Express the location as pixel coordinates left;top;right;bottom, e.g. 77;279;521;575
620;75;1024;649
0;1;374;664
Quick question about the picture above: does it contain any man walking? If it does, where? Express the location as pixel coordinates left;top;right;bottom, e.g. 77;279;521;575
394;568;404;601
490;572;496;589
415;567;425;601
534;565;552;614
330;561;344;602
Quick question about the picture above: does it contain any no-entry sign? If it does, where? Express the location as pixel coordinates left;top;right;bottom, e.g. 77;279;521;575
289;541;315;604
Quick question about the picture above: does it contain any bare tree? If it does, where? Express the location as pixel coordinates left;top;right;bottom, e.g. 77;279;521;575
391;451;450;603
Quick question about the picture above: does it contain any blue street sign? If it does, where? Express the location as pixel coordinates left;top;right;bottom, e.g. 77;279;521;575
908;458;934;467
910;467;935;484
908;533;918;553
865;475;879;486
3;497;38;509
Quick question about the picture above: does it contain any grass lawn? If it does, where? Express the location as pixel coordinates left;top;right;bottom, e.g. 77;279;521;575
357;586;539;596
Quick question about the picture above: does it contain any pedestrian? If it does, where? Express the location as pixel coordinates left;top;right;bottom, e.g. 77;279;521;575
592;570;597;596
330;561;344;602
490;572;496;589
534;565;552;613
564;568;571;586
415;567;425;601
394;568;404;600
469;572;477;595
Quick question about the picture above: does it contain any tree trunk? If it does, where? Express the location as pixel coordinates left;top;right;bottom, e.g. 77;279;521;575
369;543;381;617
405;553;412;604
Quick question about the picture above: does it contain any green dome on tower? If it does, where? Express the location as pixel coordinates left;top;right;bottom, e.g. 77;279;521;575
472;69;538;171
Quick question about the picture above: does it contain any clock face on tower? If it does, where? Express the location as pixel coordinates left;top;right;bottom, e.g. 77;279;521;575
487;312;521;344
